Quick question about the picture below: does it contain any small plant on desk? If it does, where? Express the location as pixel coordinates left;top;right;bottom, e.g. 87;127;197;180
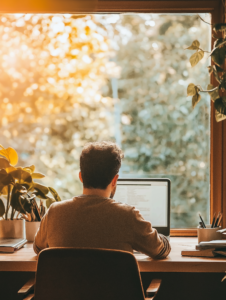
0;145;61;221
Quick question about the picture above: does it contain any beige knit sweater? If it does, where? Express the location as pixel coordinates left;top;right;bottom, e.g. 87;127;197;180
34;195;171;259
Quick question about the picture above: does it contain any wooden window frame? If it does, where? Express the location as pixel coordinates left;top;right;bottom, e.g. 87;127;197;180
1;0;225;236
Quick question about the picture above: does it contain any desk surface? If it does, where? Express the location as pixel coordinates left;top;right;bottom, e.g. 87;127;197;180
0;237;226;273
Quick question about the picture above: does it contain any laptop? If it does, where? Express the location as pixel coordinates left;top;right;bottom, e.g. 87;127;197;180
114;178;171;237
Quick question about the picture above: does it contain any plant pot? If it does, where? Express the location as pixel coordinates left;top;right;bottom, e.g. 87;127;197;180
26;221;40;242
0;219;26;239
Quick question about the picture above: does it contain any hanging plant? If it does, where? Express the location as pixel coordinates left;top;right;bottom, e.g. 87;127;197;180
186;17;226;122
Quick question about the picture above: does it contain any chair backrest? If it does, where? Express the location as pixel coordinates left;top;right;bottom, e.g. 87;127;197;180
35;247;145;300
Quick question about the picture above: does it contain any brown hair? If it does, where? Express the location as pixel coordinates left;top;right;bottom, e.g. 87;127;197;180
80;141;124;189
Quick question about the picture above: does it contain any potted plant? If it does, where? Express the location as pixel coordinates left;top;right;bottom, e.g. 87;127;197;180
22;198;44;242
0;145;61;239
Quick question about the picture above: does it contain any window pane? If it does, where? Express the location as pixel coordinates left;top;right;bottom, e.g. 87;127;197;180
0;13;210;228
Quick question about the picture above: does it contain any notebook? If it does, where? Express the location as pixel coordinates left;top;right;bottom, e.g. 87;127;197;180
0;238;27;253
181;249;217;257
196;240;226;250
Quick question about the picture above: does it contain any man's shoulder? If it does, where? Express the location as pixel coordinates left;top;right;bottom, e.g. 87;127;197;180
49;198;75;210
48;196;136;216
108;199;136;214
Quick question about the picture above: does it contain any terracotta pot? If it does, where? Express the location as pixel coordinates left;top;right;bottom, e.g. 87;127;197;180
26;221;40;242
0;219;26;239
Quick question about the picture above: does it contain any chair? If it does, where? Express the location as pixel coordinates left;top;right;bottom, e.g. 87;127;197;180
18;248;161;300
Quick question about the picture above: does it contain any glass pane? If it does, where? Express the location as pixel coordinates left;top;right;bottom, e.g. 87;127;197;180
0;13;211;228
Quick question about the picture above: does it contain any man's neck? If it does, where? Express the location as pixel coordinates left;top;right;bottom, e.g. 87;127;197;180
83;187;111;198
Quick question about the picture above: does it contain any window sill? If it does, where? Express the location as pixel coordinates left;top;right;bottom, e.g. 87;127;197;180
170;229;197;237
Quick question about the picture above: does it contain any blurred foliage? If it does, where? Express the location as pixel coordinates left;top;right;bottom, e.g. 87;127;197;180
100;14;210;227
0;14;210;227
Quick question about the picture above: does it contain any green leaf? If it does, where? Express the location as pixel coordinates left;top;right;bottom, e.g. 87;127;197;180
208;65;224;75
211;47;226;66
214;97;226;115
213;23;226;32
0;198;5;217
33;189;49;200
216;65;224;72
187;83;197;96
189;50;204;67
33;183;49;195
207;84;220;102
9;168;32;187
0;171;14;194
49;187;61;202
10;184;31;214
207;66;214;75
21;197;32;213
215;110;226;122
46;196;56;209
32;172;45;179
192;93;201;109
186;40;200;50
220;81;226;91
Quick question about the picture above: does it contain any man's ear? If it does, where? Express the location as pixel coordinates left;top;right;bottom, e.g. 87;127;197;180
112;174;119;187
79;171;83;183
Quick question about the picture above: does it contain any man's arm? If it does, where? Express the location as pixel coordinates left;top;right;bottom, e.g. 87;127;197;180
131;208;171;259
33;209;49;254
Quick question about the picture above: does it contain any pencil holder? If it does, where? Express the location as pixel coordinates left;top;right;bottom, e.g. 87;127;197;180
197;224;222;244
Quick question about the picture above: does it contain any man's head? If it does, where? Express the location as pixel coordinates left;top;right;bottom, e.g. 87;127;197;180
79;141;124;191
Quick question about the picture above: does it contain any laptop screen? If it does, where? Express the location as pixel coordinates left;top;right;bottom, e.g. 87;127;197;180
114;179;169;228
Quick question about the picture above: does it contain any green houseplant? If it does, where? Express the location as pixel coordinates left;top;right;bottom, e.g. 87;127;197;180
186;19;226;122
0;145;61;238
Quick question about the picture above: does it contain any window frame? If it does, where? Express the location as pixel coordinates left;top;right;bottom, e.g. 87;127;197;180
1;0;224;236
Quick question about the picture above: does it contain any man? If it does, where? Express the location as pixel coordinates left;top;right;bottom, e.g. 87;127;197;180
34;141;171;258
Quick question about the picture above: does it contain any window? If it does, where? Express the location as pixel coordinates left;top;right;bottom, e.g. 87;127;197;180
0;12;212;229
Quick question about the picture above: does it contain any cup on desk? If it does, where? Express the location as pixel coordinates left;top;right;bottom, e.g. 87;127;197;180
197;224;222;243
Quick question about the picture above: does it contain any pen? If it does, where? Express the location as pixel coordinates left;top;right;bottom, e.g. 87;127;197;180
199;221;204;228
214;212;220;228
199;214;206;228
216;213;223;227
211;212;216;228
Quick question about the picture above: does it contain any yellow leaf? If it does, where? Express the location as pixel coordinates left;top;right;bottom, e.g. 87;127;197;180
5;166;17;173
23;165;35;174
0;147;18;166
215;109;226;122
32;172;45;179
186;40;200;50
0;157;11;169
187;83;196;96
207;84;219;102
192;93;201;108
189;50;204;67
0;186;8;195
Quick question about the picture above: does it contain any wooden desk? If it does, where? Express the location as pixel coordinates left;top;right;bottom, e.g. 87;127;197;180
0;237;226;273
